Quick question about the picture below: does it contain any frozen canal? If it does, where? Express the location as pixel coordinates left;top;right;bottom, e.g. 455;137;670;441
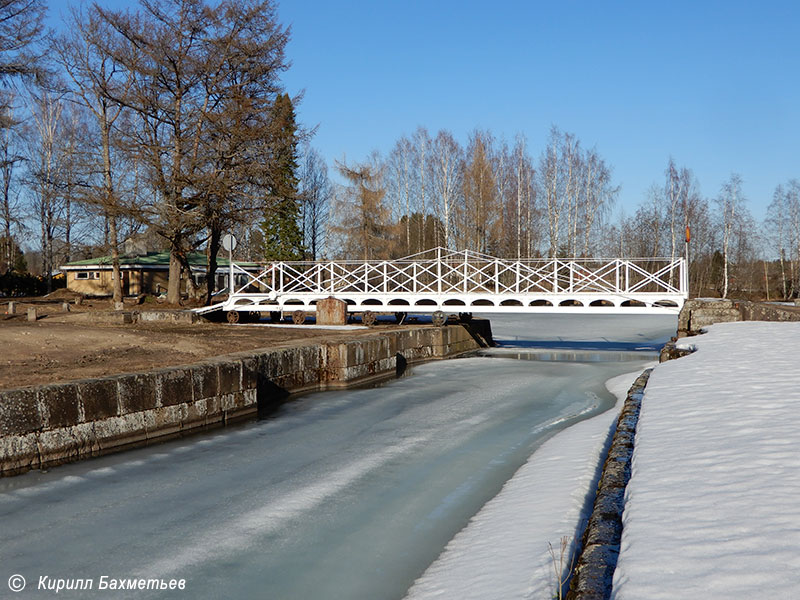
0;314;675;599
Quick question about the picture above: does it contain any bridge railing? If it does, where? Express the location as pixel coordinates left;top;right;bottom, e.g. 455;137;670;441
229;249;687;300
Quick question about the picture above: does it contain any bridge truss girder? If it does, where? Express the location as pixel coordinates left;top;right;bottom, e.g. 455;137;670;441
218;248;688;317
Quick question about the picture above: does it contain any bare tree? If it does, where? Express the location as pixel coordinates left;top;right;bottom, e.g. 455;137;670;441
430;129;462;251
299;145;329;260
25;89;63;290
0;0;46;86
411;126;431;252
51;4;137;302
461;130;496;253
96;0;291;304
716;173;748;299
386;135;414;253
0;99;23;270
539;126;561;257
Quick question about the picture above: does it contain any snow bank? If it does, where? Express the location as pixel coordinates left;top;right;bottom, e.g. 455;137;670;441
612;322;800;599
404;370;646;600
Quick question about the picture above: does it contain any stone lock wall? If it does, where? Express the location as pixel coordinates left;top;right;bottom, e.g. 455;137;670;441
0;321;492;476
678;298;800;336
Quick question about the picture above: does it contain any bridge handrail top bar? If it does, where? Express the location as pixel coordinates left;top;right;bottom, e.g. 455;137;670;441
258;256;683;266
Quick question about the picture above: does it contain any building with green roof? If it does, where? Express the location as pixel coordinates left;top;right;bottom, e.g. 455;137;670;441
61;252;261;296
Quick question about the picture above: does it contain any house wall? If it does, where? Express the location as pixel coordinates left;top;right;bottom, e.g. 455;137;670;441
67;271;112;295
67;269;170;297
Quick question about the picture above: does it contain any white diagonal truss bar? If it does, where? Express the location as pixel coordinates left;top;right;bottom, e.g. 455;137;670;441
219;247;688;316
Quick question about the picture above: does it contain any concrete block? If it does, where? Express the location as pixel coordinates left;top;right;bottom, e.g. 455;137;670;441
156;368;193;407
0;388;42;435
191;362;219;400
117;373;158;413
36;426;94;464
240;356;259;391
37;383;80;429
137;310;198;324
7;301;16;315
27;307;38;321
218;361;241;394
78;378;120;421
0;433;40;473
316;297;347;325
93;413;146;450
184;398;209;427
150;405;185;438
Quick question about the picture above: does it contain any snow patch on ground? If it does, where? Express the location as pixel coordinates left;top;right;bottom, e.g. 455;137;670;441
612;321;800;599
404;370;647;600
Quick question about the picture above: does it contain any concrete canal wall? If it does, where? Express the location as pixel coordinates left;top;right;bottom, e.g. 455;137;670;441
678;298;800;336
0;321;492;476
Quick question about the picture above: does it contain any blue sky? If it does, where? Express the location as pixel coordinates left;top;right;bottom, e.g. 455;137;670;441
47;0;800;220
275;0;800;220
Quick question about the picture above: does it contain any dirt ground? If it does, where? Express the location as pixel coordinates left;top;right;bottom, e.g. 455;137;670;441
0;293;395;390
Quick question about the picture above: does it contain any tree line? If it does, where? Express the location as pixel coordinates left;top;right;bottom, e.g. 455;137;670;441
329;126;617;262
1;0;798;302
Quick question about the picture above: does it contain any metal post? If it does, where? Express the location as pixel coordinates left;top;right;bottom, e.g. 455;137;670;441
684;238;690;297
437;247;442;295
463;252;468;293
553;260;558;293
569;261;574;292
625;262;629;292
229;245;234;295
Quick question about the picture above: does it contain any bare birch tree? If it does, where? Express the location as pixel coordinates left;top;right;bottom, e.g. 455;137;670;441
430;129;461;251
716;173;747;299
25;90;64;291
386;135;414;254
540;126;562;257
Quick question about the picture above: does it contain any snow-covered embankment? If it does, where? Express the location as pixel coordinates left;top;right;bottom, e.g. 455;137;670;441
612;321;800;599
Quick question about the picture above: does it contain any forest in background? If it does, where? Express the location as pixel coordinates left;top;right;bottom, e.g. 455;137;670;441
2;0;799;303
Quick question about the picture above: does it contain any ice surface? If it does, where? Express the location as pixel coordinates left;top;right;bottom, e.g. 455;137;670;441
404;370;645;600
612;321;800;599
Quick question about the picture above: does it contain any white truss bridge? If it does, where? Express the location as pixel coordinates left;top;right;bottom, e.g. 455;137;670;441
205;248;688;323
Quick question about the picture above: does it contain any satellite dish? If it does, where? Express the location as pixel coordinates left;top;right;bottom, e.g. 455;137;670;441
221;233;237;252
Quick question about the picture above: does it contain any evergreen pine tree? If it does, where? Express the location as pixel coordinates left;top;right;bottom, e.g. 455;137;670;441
261;93;304;261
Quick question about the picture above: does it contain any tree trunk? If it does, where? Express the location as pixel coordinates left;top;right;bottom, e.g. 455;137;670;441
109;215;121;302
167;246;183;304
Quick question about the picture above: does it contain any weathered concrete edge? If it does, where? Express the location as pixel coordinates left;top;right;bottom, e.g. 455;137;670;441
678;298;800;337
565;368;652;600
0;321;492;476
